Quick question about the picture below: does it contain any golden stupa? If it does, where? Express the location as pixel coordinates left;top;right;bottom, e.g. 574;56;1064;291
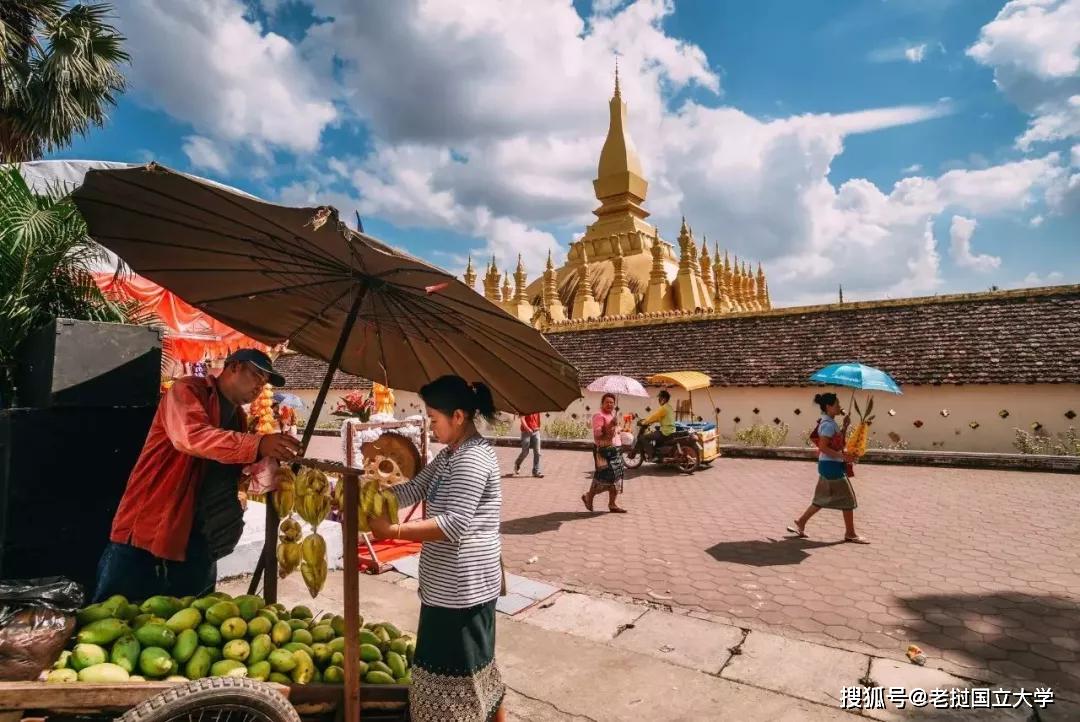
463;65;771;329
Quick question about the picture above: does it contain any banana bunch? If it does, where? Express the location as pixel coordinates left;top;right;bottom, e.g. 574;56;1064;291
358;480;399;534
272;466;296;518
295;467;332;528
300;533;328;597
279;517;302;543
277;539;301;578
845;395;876;458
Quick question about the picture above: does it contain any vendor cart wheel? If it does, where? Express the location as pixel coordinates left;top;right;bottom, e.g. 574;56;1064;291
117;677;300;722
622;449;643;469
676;447;700;474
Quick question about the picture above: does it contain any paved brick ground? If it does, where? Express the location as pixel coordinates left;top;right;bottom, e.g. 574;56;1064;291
305;435;1080;694
492;447;1080;694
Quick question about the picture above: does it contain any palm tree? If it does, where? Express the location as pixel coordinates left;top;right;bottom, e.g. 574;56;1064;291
0;1;128;163
0;165;143;405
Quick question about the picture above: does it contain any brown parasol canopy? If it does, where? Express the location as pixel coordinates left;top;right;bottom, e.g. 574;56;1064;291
71;163;581;415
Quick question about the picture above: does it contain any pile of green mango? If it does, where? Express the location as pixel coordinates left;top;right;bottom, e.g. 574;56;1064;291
47;592;415;686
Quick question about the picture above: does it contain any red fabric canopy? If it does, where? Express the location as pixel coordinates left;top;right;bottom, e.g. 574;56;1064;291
94;272;267;362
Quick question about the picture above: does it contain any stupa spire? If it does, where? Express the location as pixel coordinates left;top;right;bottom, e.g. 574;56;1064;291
463;254;476;290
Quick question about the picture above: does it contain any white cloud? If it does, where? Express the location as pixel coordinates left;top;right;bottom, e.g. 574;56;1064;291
905;44;928;63
181;135;231;175
1022;270;1065;286
1030;214;1045;226
113;0;337;156
949;215;1001;272
967;0;1080;150
902;163;923;174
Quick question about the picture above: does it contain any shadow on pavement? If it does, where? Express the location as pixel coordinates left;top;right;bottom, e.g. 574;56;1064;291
705;538;844;566
897;591;1080;691
501;511;602;535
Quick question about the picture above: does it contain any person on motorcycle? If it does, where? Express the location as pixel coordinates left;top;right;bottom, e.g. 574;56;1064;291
638;389;676;460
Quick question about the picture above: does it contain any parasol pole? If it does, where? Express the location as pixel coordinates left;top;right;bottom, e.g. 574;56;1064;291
250;285;368;601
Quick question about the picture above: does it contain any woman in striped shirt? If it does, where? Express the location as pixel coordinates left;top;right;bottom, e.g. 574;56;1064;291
368;375;506;722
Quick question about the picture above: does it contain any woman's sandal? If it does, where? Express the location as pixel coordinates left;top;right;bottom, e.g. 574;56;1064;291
608;505;628;513
844;535;870;544
581;494;594;512
786;522;808;538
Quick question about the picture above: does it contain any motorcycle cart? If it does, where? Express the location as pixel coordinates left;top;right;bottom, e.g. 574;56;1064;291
644;371;721;465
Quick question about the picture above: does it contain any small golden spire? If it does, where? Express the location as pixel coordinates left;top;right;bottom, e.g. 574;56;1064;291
501;270;512;303
546;249;555;271
614;55;620;97
463;254;477;290
514;254;528;303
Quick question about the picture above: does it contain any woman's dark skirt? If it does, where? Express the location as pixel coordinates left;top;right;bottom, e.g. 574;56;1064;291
591;445;625;493
410;599;505;722
812;459;858;510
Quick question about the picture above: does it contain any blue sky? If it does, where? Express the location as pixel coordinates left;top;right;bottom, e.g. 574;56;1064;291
57;0;1080;305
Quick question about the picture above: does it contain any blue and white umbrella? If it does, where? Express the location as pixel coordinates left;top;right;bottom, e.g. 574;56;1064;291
272;392;307;409
810;363;902;395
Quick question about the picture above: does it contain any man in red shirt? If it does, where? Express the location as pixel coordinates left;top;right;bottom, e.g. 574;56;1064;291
92;349;300;602
513;412;544;478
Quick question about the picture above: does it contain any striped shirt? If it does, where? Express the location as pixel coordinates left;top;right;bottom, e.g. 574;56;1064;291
390;435;502;608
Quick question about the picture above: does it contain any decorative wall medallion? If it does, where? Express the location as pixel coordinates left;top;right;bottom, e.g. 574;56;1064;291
645;406;652;413
1066;410;1077;420
913;420;924;428
773;417;782;425
940;409;950;417
888;409;896;416
752;407;760;414
998;409;1009;418
1031;421;1043;431
697;416;704;422
585;406;591;412
968;421;980;429
888;432;901;443
733;416;741;424
571;413;578;420
793;408;801;415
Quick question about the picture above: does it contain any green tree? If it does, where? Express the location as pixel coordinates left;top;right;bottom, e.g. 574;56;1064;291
0;166;142;405
1;1;128;162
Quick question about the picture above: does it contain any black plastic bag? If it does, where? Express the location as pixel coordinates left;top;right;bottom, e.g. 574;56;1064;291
0;577;84;680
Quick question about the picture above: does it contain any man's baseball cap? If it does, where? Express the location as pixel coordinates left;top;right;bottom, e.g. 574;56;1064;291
226;349;286;387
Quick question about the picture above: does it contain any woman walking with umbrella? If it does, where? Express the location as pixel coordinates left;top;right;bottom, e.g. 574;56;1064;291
583;392;627;513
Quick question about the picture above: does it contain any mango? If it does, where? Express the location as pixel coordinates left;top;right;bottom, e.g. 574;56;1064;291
378;622;403;640
364;670;395;685
311;666;322;683
76;604;114;626
249;634;274;666
247;660;271;681
207;591;232;600
291;605;313;620
268;648;297;673
396;672;412;685
233;594;264;621
53;650;72;670
223;639;251;663
323;665;345;684
271;620;293;646
268;672;291;685
406;640;415;666
373;626;391;646
165;607;202;633
139;647;175;678
357;629;381;648
287;618;309;631
246;616;272;638
46;668;79;683
359;643;382;663
220;617;247;641
172;629;199;664
290;650;315;684
311;642;332;667
331;615;346;637
205;601;240;626
368;660;393;677
185;646;212;680
330;651;345;668
140;595;184;619
210;659;247;678
165;675;190;683
283;642;314;657
135;623;176;650
389;638;409;656
207;646;223;663
110;634;141;673
102;594;128;612
129;675;146;681
328;637;346;654
71;643;107;671
116;603;140;621
291;628;313;646
132;614;158;629
256;608;279;625
191;597;219;613
78;662;130;683
386;651;407;679
179;595;196;608
196;622;222;647
310;624;335;644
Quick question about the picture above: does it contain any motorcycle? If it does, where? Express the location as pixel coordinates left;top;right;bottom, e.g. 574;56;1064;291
622;422;702;474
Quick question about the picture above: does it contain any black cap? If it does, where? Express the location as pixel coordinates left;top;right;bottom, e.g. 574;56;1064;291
225;348;286;387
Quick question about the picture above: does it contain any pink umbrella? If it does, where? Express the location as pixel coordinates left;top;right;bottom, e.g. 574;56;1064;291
586;375;648;397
